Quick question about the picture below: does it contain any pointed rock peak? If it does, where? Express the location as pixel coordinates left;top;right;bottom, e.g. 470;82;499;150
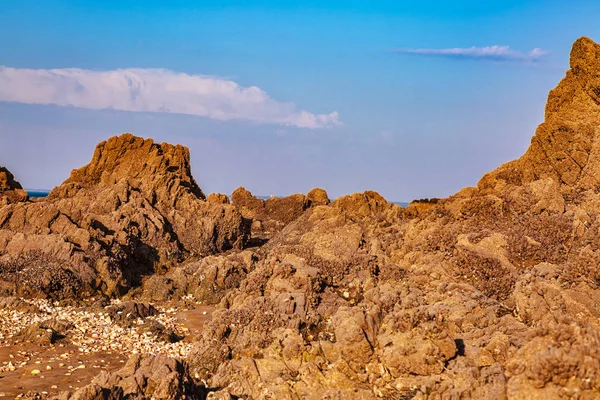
50;133;205;200
0;166;23;191
571;36;600;67
570;36;600;104
478;36;600;194
0;166;28;204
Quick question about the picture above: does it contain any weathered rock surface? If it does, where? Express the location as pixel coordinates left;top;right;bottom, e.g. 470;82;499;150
0;166;27;204
231;186;330;237
479;36;600;194
4;37;600;399
0;134;249;299
139;250;257;305
0;166;23;192
14;318;71;345
69;355;204;399
182;37;600;399
206;193;230;204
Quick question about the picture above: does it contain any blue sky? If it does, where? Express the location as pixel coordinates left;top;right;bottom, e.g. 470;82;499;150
1;1;599;201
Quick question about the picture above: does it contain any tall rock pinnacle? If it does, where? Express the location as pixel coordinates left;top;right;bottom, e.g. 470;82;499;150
479;36;600;193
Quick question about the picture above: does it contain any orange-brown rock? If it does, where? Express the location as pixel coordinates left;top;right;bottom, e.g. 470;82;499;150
206;193;230;204
0;166;27;204
0;134;248;298
49;133;205;201
8;37;600;400
184;37;600;399
231;186;265;220
71;355;204;398
307;187;330;206
0;166;22;191
404;197;440;218
231;186;331;236
332;190;397;220
479;37;600;194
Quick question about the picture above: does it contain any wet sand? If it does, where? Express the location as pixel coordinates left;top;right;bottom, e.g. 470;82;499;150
176;305;215;339
0;343;125;396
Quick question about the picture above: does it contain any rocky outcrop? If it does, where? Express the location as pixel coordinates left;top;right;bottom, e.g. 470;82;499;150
0;134;249;299
188;192;410;398
0;166;23;191
231;186;330;237
183;37;600;399
206;193;230;204
307;188;330;206
4;37;600;400
479;36;600;195
139;250;257;305
0;166;27;204
69;355;204;399
47;134;246;256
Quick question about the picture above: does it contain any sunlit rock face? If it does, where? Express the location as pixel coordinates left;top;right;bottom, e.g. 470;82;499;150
4;36;600;400
0;133;248;299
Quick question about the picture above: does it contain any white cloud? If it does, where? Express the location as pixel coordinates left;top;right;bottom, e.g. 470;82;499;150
393;45;547;62
0;66;341;128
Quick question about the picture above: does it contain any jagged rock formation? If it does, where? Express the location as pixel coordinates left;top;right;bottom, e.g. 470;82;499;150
3;37;600;399
307;187;330;206
0;166;27;204
479;36;600;195
179;37;600;399
206;193;230;204
69;355;204;399
48;134;247;257
231;186;330;237
0;166;23;191
0;134;248;298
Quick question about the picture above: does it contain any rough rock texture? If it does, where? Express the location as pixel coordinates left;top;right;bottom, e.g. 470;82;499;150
3;37;600;399
206;193;230;204
479;36;600;194
13;318;72;345
69;355;204;399
0;166;23;192
307;188;330;206
231;186;330;237
139;250;257;305
180;37;600;399
47;134;247;257
0;134;248;298
0;166;27;204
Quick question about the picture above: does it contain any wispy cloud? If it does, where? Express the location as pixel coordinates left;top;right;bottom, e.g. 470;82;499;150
393;45;547;62
0;66;341;129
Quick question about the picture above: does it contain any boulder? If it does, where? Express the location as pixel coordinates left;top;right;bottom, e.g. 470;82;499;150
307;188;330;206
71;355;204;399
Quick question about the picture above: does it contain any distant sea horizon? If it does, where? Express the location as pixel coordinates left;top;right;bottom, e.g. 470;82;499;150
26;189;51;198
